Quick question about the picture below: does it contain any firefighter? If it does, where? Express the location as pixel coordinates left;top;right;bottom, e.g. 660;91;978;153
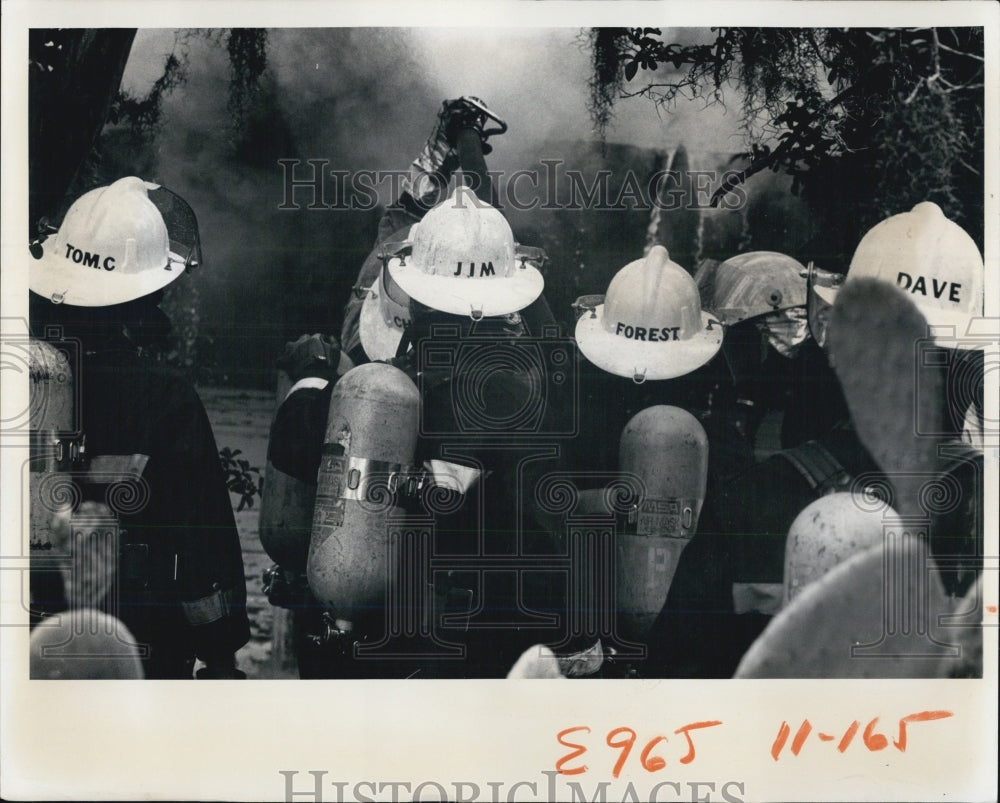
295;194;563;678
647;201;985;678
264;97;570;677
336;183;563;677
566;246;740;671
708;250;845;452
28;176;250;679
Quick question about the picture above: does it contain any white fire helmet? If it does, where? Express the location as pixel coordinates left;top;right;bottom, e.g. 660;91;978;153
359;263;413;361
575;245;724;383
815;202;984;348
30;176;201;307
387;186;545;319
711;250;808;325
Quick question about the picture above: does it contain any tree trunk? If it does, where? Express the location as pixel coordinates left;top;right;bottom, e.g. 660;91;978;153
29;29;137;233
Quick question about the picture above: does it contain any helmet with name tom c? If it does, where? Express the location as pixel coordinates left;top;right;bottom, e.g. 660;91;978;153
30;176;201;307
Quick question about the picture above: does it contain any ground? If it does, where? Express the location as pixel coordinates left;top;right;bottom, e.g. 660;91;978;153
200;385;296;679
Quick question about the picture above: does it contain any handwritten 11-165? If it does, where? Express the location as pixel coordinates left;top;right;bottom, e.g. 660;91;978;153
555;711;954;778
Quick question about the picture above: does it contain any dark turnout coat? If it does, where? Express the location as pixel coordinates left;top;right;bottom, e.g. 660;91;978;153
34;342;250;678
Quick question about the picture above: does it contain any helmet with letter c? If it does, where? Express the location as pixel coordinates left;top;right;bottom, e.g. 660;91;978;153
29;176;201;307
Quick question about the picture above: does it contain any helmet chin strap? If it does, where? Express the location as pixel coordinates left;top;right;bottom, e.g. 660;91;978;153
394;327;414;360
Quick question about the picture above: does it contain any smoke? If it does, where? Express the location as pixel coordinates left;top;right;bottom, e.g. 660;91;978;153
114;28;766;387
123;27;745;183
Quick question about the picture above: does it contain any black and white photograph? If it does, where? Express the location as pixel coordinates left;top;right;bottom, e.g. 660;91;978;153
2;2;997;801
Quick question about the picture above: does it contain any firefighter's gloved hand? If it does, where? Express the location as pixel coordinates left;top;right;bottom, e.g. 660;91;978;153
403;102;461;207
277;333;340;383
442;96;500;154
402;97;501;209
51;501;119;610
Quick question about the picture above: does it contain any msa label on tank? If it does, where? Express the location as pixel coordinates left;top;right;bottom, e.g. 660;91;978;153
314;447;346;527
636;499;692;538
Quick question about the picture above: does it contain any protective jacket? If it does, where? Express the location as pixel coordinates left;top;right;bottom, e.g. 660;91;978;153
34;341;250;678
571;354;755;487
269;314;570;678
645;420;881;678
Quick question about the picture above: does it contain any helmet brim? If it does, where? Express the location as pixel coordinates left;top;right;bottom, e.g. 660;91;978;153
358;287;406;361
813;283;839;308
30;243;187;307
819;280;986;350
575;306;724;381
387;256;544;318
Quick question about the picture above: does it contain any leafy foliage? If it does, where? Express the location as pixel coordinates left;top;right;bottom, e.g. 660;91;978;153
587;27;985;255
28;30;138;231
585;28;631;153
107;52;188;138
226;29;270;140
219;447;263;512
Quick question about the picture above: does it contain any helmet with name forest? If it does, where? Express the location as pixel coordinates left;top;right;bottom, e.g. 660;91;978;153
575;246;724;383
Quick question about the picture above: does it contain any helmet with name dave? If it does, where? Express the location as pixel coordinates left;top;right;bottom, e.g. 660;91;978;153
386;186;545;319
815;201;984;348
575;246;724;383
30;176;201;307
711;251;808;324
